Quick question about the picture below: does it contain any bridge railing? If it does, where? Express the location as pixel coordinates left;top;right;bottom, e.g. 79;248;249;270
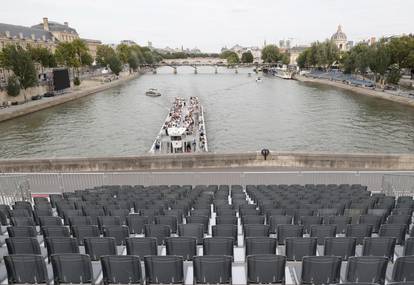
381;174;414;197
0;175;32;204
2;171;413;194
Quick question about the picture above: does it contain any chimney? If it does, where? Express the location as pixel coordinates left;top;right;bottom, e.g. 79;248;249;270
31;34;36;40
19;32;24;39
64;22;69;26
5;31;10;38
42;35;46;41
43;17;49;31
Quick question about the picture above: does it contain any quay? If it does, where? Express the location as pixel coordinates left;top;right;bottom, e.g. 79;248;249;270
0;72;141;123
295;75;414;108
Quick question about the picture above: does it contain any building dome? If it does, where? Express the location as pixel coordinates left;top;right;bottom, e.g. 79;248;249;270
331;25;347;41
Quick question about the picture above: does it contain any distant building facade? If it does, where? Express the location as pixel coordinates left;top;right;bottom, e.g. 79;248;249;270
331;25;353;51
222;45;262;63
0;17;101;58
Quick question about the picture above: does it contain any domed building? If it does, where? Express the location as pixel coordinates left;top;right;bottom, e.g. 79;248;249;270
331;25;348;51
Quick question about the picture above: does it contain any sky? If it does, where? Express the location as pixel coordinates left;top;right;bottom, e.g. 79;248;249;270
1;0;413;52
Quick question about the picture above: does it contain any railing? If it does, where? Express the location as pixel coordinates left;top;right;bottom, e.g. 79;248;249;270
0;175;32;204
2;171;414;194
381;174;414;197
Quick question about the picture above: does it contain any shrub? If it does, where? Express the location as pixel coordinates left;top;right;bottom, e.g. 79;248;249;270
73;77;81;86
6;75;21;97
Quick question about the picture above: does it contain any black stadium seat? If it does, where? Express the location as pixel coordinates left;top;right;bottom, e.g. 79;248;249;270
101;255;142;285
246;254;286;284
345;256;388;285
193;255;232;284
4;254;49;284
126;237;158;258
144;255;184;284
84;237;117;261
165;237;197;260
51;253;93;285
301;256;342;285
6;237;41;255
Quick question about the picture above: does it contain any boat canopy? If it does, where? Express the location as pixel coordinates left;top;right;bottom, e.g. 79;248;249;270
167;127;186;136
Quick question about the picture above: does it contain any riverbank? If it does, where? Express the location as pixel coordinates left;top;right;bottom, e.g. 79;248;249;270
295;75;414;107
0;151;414;172
0;72;141;123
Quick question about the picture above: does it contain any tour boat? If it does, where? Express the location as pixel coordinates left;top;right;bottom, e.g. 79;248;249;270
273;65;293;79
149;96;208;154
145;88;161;97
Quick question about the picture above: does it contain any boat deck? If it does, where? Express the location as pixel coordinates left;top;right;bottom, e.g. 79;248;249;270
150;97;208;154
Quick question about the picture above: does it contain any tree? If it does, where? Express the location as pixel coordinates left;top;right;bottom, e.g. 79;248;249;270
261;45;282;63
220;50;236;59
96;45;116;67
108;55;123;75
369;42;391;85
128;53;139;72
386;63;402;84
241;51;254;63
227;53;239;65
27;45;56;70
1;44;37;101
281;52;290;65
143;50;154;64
6;75;20;97
116;44;130;64
55;39;93;84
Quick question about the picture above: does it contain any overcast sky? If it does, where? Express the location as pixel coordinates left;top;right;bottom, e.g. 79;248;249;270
1;0;413;52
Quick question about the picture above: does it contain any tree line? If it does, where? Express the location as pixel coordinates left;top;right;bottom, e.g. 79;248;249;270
219;45;290;65
297;35;414;84
0;40;161;98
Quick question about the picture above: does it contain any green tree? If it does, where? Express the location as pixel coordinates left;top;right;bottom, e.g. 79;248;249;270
227;53;239;65
261;45;282;63
27;45;56;70
55;39;93;84
108;55;123;75
369;42;391;85
386;63;402;84
116;44;130;64
387;35;414;79
96;45;116;67
281;52;290;65
220;50;236;59
1;44;37;101
241;51;254;63
128;53;139;72
6;75;21;97
143;50;154;64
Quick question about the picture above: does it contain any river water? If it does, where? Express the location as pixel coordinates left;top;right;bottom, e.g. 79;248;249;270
0;66;413;158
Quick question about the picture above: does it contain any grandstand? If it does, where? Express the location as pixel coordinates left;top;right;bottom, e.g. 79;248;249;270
0;183;413;284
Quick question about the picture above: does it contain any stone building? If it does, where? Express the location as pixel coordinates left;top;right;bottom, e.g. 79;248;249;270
0;17;101;58
331;25;349;51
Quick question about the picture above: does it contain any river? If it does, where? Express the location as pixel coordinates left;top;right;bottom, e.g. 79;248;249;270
0;66;413;158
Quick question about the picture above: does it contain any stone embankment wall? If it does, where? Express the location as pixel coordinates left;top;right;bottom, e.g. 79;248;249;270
0;151;414;173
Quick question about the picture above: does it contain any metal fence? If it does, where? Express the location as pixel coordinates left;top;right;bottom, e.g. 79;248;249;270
0;175;32;204
2;171;414;195
381;174;414;197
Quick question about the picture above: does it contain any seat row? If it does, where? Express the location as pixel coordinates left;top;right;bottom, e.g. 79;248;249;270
4;235;414;262
4;253;414;285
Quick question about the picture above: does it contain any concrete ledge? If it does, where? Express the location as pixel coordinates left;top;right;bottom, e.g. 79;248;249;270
1;151;414;172
0;73;140;123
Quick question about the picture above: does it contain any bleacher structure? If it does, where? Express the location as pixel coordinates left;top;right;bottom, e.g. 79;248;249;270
0;184;413;284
